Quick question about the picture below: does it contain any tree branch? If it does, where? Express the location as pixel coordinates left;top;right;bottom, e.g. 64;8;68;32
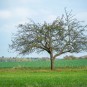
53;50;70;59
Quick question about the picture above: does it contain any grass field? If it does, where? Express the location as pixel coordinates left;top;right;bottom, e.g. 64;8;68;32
0;59;87;68
0;59;87;87
0;68;87;87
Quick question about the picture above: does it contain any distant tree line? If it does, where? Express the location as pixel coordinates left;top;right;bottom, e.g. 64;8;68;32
63;55;87;60
0;56;87;62
0;56;50;62
0;57;31;62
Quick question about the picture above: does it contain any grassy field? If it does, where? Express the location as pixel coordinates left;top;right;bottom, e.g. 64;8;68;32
0;59;87;87
0;68;87;87
0;59;87;68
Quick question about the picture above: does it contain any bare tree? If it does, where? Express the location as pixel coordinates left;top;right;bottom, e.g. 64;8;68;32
10;10;87;70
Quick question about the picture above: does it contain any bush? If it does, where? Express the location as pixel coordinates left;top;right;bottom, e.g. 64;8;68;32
63;55;77;60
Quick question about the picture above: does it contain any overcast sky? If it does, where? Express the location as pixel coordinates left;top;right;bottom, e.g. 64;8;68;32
0;0;87;58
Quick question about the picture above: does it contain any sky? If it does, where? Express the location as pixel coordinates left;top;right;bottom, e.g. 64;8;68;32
0;0;87;58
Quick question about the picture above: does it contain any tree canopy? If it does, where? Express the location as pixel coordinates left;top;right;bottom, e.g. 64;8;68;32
10;10;87;70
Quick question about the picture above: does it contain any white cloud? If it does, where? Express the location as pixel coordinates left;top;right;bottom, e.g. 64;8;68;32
0;7;37;34
5;0;41;4
14;8;30;17
0;10;12;19
12;7;37;19
19;0;33;3
0;7;37;20
19;0;41;4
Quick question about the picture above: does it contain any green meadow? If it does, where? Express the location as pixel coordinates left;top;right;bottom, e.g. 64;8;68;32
0;68;87;87
0;59;87;87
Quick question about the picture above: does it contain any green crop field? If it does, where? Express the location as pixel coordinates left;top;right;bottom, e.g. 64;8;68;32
0;59;87;87
0;68;87;87
0;59;87;68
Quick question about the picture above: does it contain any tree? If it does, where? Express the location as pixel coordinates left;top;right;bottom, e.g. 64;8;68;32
10;10;87;70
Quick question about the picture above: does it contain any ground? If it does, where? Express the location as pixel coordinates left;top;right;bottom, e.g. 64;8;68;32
0;67;87;87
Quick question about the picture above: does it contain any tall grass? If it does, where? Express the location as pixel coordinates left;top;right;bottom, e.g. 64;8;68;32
0;68;87;87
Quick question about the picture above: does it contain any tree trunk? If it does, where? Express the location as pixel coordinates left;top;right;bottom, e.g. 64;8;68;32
50;53;54;70
51;58;54;70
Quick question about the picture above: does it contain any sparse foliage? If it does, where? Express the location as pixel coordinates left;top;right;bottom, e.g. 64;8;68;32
10;10;87;70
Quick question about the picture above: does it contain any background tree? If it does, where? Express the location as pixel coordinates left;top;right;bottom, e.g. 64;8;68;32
10;10;87;70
